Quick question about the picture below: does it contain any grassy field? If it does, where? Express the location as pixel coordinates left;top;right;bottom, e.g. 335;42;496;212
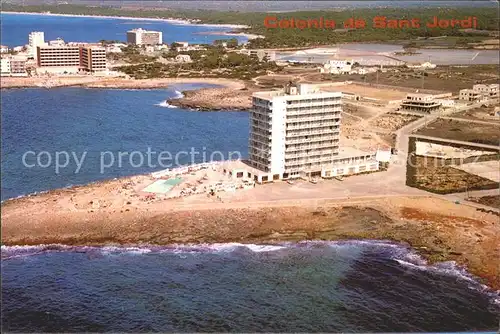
415;118;500;146
453;106;500;124
411;156;499;194
334;65;499;93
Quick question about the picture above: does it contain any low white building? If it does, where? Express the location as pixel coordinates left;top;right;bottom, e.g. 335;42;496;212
1;57;11;76
0;55;28;76
0;45;9;53
319;59;354;75
176;44;206;52
49;38;65;47
435;99;455;108
175;41;189;48
106;45;123;53
350;67;378;75
154;44;169;51
407;61;436;69
459;84;499;102
175;54;191;63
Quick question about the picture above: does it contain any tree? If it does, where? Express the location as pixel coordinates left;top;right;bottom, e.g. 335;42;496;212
226;38;238;48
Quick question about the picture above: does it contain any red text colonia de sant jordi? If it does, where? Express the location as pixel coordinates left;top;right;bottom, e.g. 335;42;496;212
263;16;479;29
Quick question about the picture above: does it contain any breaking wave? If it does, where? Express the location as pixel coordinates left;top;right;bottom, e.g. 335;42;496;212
155;90;184;108
1;238;498;301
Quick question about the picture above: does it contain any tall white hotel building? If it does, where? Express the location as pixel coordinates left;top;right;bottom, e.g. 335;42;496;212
28;31;47;62
247;83;378;182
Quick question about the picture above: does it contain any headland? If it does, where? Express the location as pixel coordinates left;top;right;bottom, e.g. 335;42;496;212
2;161;499;290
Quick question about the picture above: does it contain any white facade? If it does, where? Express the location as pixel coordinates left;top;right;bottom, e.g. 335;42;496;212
249;84;343;179
154;44;169;51
407;61;436;69
1;56;28;76
127;28;162;45
459;84;499;102
319;59;353;74
473;84;499;98
29;31;46;61
175;54;191;62
1;58;11;76
0;45;9;53
49;38;65;46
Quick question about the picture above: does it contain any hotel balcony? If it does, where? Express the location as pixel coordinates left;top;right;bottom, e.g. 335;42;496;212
286;135;338;144
286;141;338;151
286;121;340;130
286;129;340;137
286;107;342;116
286;115;339;123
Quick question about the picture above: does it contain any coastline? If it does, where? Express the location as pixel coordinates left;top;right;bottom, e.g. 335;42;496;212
167;85;254;111
194;31;264;40
0;76;247;90
1;11;249;29
2;185;499;291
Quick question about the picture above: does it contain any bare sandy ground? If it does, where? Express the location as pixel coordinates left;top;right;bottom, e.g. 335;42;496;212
322;83;410;102
2;174;499;290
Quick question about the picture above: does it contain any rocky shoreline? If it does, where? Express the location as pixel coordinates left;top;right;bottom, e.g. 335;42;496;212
167;86;254;111
2;190;499;290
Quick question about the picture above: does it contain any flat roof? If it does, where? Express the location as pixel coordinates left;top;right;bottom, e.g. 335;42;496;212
336;147;375;159
253;90;342;101
128;28;161;33
406;93;434;98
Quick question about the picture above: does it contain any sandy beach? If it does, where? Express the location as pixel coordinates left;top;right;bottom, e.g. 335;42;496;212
2;11;249;29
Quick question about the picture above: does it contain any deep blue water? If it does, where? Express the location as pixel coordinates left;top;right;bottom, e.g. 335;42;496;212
1;86;249;201
0;12;247;47
2;241;499;332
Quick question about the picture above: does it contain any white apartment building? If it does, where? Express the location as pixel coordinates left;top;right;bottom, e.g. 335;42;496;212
0;45;9;53
1;58;11;76
246;83;379;183
249;84;342;180
459;84;499;102
127;28;162;45
29;31;47;61
1;56;28;77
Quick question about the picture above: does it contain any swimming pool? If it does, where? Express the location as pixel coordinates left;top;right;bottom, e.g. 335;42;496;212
142;178;183;194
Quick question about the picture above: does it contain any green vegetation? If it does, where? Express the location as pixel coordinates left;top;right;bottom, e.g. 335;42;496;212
213;38;238;48
116;49;282;80
99;39;123;45
3;4;498;48
108;45;157;63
